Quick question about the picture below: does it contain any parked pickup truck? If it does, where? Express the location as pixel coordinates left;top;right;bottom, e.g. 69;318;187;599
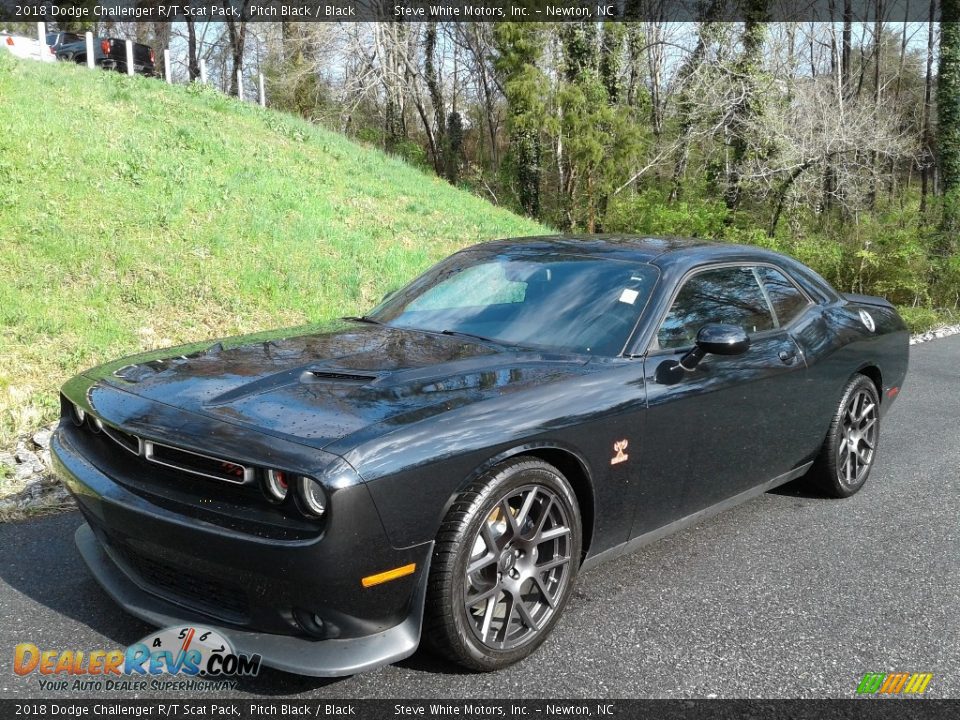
55;36;156;77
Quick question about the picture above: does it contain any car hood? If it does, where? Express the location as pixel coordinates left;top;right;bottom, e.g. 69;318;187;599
81;320;590;450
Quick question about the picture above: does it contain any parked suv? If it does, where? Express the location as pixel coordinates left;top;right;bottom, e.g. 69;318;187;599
46;32;83;54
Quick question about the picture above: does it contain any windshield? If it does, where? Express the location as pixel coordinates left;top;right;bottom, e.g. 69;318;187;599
368;251;659;356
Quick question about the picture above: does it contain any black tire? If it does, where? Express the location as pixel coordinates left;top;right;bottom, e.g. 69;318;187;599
807;373;881;498
423;456;582;671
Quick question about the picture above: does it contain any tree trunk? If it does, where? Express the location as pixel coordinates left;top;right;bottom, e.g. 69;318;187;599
769;162;812;236
867;1;883;209
646;19;665;139
445;112;464;185
938;0;960;251
669;2;722;201
842;0;852;91
223;1;250;96
424;22;446;176
920;0;936;213
724;0;769;212
599;23;624;105
185;17;200;82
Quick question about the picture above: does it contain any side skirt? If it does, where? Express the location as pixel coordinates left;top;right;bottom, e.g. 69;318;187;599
579;461;814;573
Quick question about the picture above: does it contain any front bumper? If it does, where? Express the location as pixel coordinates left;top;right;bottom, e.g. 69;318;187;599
52;428;432;677
74;524;427;677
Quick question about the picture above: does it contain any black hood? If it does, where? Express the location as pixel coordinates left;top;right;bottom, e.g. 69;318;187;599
82;321;590;450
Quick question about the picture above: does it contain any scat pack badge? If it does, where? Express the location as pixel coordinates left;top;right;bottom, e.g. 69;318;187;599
611;439;629;465
13;625;261;690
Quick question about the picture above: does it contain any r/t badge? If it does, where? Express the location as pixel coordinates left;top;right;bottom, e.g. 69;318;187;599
611;439;629;465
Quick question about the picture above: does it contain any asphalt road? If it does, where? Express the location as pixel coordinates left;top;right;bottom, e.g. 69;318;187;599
1;336;957;699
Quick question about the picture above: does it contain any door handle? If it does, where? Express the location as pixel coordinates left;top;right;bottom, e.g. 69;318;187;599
778;348;797;364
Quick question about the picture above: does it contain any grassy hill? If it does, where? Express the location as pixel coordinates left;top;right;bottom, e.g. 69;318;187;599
0;53;547;446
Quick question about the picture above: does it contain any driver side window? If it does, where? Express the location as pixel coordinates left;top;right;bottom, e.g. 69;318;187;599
657;266;775;350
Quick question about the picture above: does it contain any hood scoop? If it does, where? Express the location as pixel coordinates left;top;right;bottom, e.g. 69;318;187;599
203;366;382;407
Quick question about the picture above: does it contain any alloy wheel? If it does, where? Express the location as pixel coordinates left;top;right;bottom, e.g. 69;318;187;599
463;484;573;651
837;387;878;488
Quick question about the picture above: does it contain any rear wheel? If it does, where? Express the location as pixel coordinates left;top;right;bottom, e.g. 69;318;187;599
424;457;582;671
808;374;880;498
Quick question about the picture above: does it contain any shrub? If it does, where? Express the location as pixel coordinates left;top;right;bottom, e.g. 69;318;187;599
604;190;729;237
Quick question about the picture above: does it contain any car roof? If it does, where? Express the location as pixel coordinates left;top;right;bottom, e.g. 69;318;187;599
468;234;788;267
467;234;842;304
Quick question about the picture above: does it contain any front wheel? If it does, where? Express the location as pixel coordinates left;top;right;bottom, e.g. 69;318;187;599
807;374;881;498
424;457;582;671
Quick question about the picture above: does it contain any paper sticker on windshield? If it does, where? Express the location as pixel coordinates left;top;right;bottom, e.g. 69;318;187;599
619;288;639;305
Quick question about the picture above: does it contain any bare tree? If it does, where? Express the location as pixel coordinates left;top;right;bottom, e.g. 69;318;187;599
223;0;252;96
737;77;916;235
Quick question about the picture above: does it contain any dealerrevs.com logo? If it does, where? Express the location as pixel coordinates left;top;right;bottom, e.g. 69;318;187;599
856;672;934;696
13;625;261;692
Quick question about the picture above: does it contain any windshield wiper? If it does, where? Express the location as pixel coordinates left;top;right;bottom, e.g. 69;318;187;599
439;329;512;346
342;315;383;325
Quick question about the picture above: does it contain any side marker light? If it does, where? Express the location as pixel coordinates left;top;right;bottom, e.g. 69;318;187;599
361;563;417;588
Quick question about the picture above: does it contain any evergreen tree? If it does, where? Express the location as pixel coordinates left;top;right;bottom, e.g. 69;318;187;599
494;23;547;217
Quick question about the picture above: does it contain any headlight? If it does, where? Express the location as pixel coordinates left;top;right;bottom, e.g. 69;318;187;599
265;469;289;501
298;477;327;517
70;403;86;426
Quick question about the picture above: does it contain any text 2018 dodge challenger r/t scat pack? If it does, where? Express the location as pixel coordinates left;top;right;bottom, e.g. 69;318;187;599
52;236;908;676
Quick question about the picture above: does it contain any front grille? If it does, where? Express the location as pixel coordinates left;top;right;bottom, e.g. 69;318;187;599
110;540;250;623
144;441;253;484
75;407;255;486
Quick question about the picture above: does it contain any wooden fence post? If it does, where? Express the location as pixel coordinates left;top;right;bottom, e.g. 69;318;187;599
258;73;265;107
125;40;134;77
164;49;172;84
85;32;94;69
237;69;244;101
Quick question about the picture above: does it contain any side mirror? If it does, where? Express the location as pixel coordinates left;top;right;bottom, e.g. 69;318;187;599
678;323;750;370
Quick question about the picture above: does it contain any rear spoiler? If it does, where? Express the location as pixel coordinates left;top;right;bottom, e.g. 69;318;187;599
842;292;894;309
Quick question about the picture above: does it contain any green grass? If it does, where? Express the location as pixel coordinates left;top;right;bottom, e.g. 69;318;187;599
0;54;547;445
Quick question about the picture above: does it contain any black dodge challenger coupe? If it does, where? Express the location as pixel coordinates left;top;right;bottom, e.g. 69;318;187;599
53;236;908;676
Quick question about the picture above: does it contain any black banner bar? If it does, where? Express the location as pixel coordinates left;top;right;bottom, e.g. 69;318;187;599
2;700;959;720
0;0;946;24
